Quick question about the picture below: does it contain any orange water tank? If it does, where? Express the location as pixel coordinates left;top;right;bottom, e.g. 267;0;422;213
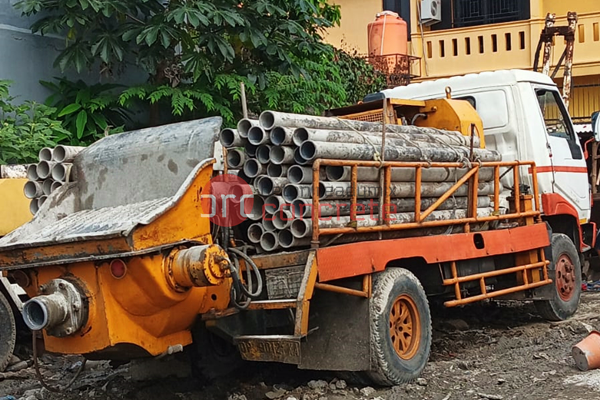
367;11;408;56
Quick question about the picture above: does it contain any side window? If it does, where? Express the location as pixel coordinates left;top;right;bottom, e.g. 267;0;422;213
457;96;476;109
535;89;574;140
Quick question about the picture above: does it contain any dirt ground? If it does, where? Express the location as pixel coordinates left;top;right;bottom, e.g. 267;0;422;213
3;293;600;400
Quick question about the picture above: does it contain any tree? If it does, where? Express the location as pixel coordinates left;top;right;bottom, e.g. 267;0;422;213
16;0;383;124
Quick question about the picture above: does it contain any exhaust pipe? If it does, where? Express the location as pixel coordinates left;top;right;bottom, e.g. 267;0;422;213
270;146;295;165
287;165;313;184
256;145;272;164
270;126;295;146
279;230;311;249
219;128;244;148
51;163;72;182
38;147;53;162
243;159;267;178
26;164;39;181
247;223;264;244
52;145;85;163
226;149;246;169
22;278;86;336
267;164;289;177
248;126;270;145
237;118;257;138
24;181;43;199
36;161;56;180
259;231;279;252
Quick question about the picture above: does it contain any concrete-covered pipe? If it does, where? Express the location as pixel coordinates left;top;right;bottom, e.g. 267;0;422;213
267;164;289;177
248;126;270;145
283;184;313;202
256;145;272;164
287;165;313;184
260;231;280;252
300;140;501;163
319;181;494;200
51;163;72;183
257;176;287;196
53;145;85;163
325;165;494;183
270;146;295;165
226;149;246;169
219;128;244;148
237;118;258;138
292;127;481;148
270;126;295;146
264;195;286;214
290;208;495;238
243;159;267;178
42;179;53;196
38;147;53;162
36;161;57;180
247;223;264;244
24;181;43;199
279;230;311;249
26;164;39;181
273;210;293;230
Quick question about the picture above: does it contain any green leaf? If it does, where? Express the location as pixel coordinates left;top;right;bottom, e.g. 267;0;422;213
58;103;82;117
75;110;88;139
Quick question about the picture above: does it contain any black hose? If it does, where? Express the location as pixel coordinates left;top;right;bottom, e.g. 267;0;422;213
228;247;263;299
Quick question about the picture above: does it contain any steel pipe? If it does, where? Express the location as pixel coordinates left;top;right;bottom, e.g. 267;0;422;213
29;199;39;215
247;223;264;244
273;210;293;230
219;128;244;148
290;208;495;238
291;199;313;218
279;230;311;249
51;181;63;192
237;118;258;138
325;165;494;183
237;168;251;183
287;165;313;184
292;127;481;148
260;231;280;252
270;146;295;165
256;145;272;164
263;214;276;232
318;181;494;200
26;164;39;181
245;142;258;157
248;195;264;221
270;126;295;146
248;126;270;145
226;149;246;169
37;196;47;208
24;181;43;199
264;195;286;214
300;141;501;163
243;159;267;178
38;147;53;162
294;147;309;165
42;179;53;195
257;176;288;196
51;163;72;182
36;161;57;180
52;145;85;163
283;184;313;202
22;293;68;331
267;164;289;177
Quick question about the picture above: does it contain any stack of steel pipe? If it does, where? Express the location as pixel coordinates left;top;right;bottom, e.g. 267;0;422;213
221;111;501;253
24;145;85;215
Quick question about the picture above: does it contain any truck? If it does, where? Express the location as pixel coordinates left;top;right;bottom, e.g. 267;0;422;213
0;69;589;386
0;165;32;371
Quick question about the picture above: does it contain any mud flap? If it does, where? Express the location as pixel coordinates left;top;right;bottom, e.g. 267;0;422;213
299;288;371;371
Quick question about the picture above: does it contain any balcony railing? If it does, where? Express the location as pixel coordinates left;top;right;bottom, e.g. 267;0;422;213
364;54;422;88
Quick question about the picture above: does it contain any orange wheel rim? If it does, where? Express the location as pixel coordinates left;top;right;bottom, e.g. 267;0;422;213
389;294;421;360
556;253;576;301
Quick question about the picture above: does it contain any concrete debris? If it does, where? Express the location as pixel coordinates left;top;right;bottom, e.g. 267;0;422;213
5;362;29;373
307;380;328;390
416;378;428;386
335;380;347;389
359;387;376;397
228;394;248;400
266;389;287;399
478;394;503;400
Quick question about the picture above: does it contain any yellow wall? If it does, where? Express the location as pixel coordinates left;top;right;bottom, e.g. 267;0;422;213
324;0;382;53
541;0;599;17
0;179;32;236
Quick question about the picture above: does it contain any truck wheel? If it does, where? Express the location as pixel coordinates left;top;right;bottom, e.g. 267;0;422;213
366;268;432;386
0;292;16;371
535;233;582;321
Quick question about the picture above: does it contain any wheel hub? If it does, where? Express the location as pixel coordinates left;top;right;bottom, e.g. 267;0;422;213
389;295;421;360
555;253;576;301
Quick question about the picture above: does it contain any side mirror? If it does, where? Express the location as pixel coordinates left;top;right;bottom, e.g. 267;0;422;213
594;111;600;141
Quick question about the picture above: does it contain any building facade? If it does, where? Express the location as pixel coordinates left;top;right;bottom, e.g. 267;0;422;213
326;0;600;122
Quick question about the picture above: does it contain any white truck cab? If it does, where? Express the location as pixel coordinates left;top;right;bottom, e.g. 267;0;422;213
384;70;593;254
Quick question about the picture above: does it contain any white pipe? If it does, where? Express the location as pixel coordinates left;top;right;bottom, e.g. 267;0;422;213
51;181;63;192
270;126;295;146
256;145;272;164
42;179;53;195
278;230;311;249
248;126;270;145
287;165;313;184
23;181;43;199
36;161;56;179
264;195;285;214
248;195;264;221
51;163;72;182
270;146;295;165
282;184;312;202
273;210;293;230
291;199;312;218
219;128;244;148
243;159;267;178
259;231;279;252
267;164;289;177
226;149;246;169
52;145;85;162
37;195;48;208
29;199;39;215
38;147;53;162
237;118;258;138
26;164;39;181
263;214;276;232
257;177;287;196
293;147;309;165
247;223;264;244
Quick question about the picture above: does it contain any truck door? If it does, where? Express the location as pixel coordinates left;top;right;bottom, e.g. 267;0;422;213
534;88;590;217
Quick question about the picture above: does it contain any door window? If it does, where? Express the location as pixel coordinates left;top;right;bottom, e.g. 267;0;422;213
536;88;582;159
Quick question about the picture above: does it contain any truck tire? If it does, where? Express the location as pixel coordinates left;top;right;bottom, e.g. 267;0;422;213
0;292;16;371
190;325;243;381
366;268;432;386
535;233;581;321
